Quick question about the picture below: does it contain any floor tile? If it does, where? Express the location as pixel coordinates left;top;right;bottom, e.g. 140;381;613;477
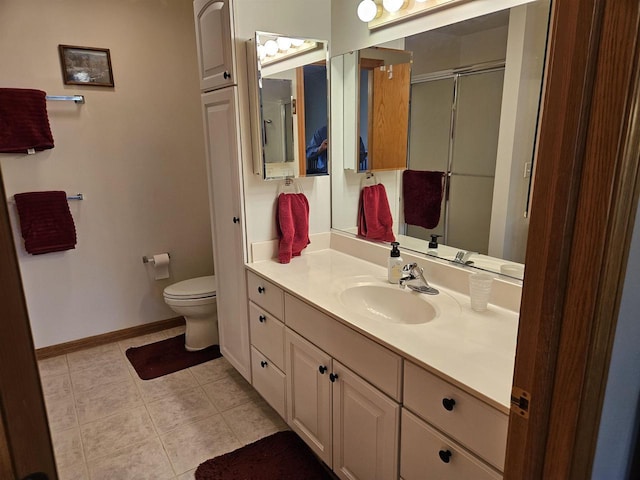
67;343;124;372
135;368;199;403
118;331;169;352
38;355;69;378
222;397;288;445
41;373;72;398
87;438;174;480
163;325;186;338
80;406;156;461
201;371;260;412
70;357;133;393
51;427;85;468
146;387;217;435
56;461;89;480
160;414;240;475
44;393;78;432
189;356;235;385
75;378;143;425
176;469;196;480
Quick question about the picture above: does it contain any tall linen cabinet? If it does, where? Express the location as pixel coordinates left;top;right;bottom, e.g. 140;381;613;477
193;0;251;380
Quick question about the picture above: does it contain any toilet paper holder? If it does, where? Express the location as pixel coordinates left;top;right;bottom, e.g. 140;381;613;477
142;253;171;264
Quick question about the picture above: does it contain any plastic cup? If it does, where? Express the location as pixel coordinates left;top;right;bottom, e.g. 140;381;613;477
468;273;493;312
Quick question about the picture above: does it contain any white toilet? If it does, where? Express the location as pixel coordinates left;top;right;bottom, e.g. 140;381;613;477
163;275;219;351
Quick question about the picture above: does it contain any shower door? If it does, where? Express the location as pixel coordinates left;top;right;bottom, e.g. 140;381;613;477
406;67;504;255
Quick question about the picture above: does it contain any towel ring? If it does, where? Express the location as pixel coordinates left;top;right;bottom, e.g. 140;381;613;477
277;177;303;195
360;171;378;189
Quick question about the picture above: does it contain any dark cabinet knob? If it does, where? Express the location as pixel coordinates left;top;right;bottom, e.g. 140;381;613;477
233;216;240;223
257;286;265;294
224;71;231;79
318;365;327;374
329;373;339;382
260;361;267;368
442;398;456;411
258;315;266;323
438;449;452;463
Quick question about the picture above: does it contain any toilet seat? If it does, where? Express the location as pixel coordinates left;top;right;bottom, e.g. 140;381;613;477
163;275;216;300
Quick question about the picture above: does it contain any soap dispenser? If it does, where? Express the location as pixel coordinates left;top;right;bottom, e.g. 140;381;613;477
428;234;442;255
388;242;404;284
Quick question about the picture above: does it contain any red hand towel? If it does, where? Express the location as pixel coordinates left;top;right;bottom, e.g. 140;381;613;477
357;184;395;242
402;170;445;229
277;193;310;264
14;191;77;255
0;88;55;153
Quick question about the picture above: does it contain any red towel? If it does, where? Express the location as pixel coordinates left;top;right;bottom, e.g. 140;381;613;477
0;88;54;154
276;193;310;264
402;170;445;229
357;184;395;242
14;191;77;255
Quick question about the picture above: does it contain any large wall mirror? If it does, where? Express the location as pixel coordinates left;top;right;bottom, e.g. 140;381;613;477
247;32;329;180
330;2;551;280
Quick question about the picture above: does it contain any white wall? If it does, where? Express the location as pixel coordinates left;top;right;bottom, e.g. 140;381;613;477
0;0;213;347
234;0;332;260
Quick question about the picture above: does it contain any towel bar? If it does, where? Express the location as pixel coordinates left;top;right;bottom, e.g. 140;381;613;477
45;95;85;104
8;193;84;204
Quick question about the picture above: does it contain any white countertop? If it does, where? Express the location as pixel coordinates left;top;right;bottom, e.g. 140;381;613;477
247;249;519;413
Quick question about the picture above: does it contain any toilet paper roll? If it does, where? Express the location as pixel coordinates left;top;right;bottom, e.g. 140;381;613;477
152;253;170;280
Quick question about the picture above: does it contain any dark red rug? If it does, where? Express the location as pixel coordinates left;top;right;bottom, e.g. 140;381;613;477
195;430;336;480
125;334;221;380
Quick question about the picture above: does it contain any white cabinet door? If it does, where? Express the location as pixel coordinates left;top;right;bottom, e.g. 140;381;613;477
285;328;333;466
332;361;400;480
193;0;234;91
201;87;249;381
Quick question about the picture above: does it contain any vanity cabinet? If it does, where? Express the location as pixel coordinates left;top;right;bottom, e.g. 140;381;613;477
285;294;401;480
247;272;286;418
193;0;235;92
401;361;507;478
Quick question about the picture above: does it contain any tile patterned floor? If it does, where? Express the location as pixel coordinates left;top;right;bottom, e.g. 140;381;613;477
38;326;288;479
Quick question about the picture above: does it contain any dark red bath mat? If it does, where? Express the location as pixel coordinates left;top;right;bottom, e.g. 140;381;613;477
195;430;336;480
125;334;221;380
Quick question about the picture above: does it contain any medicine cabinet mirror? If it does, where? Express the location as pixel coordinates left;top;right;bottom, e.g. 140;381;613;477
330;2;551;279
247;32;329;180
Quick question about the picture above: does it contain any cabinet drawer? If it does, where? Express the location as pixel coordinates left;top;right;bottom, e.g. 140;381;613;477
404;361;508;470
401;409;501;480
285;293;402;401
251;346;286;420
247;271;284;318
249;302;285;369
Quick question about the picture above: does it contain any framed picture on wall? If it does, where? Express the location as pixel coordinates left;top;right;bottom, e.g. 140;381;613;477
58;45;114;87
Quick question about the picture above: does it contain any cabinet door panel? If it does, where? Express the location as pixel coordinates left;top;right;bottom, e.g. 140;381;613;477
251;346;286;420
332;361;400;480
401;409;501;480
285;329;332;466
194;0;234;91
202;88;250;380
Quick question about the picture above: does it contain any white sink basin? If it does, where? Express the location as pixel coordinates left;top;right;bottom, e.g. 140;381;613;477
340;284;438;324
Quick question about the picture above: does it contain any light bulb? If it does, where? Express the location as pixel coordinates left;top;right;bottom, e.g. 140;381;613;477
357;0;379;22
415;0;428;2
264;40;278;57
290;38;305;47
277;37;292;51
257;45;266;61
382;0;405;13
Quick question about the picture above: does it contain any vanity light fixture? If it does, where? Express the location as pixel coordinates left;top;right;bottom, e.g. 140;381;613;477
257;34;320;66
382;0;407;13
357;0;381;22
359;0;468;29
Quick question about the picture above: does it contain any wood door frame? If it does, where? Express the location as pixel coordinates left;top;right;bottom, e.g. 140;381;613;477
505;0;640;478
0;168;57;479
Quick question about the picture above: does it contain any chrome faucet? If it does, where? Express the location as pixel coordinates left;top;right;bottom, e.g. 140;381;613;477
452;250;475;266
399;263;439;295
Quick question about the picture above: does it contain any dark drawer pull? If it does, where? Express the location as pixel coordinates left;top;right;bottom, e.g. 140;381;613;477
442;398;456;411
224;71;231;79
258;315;266;323
329;373;339;383
233;216;240;223
438;449;452;463
318;365;327;374
257;286;265;294
260;361;268;368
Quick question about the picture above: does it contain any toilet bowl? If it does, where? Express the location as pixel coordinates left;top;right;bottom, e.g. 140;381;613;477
163;275;218;351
